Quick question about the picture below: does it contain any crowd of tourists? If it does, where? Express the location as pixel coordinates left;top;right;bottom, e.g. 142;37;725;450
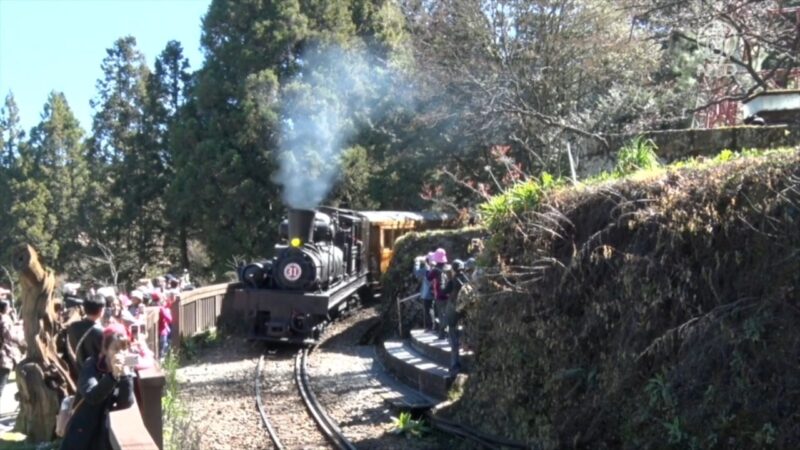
55;271;193;449
413;248;478;376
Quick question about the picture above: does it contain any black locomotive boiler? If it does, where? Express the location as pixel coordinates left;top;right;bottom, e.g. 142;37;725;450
235;207;371;343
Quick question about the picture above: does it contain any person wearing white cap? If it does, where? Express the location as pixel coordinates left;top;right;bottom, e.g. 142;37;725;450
128;290;145;319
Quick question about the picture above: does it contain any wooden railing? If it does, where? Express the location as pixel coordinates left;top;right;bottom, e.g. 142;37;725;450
170;283;230;348
141;283;231;360
111;284;230;449
109;367;165;450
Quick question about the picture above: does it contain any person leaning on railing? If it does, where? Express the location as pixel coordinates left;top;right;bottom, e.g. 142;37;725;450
60;323;134;450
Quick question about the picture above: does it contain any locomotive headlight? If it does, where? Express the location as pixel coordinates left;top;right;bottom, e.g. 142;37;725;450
291;238;301;247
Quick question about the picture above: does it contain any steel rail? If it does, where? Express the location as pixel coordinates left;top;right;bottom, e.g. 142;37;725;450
425;411;532;449
255;355;286;450
295;348;358;450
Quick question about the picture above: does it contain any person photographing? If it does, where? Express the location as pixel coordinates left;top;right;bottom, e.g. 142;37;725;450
60;323;135;450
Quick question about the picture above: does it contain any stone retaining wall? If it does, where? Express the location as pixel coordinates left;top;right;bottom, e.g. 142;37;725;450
577;124;800;176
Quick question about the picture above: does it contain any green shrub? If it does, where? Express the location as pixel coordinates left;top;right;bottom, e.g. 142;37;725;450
615;135;660;175
479;172;562;230
390;412;430;438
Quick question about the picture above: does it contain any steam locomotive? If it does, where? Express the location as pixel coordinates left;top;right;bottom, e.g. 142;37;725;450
234;206;449;343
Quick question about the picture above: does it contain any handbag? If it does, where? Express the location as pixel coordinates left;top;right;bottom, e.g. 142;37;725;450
55;395;84;437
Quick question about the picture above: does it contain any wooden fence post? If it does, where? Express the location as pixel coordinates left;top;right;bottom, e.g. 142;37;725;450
137;367;166;450
171;297;181;351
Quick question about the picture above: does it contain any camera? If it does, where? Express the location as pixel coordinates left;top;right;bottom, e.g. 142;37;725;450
124;353;139;369
130;323;145;339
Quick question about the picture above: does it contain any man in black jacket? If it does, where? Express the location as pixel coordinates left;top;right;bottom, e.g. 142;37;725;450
66;294;105;373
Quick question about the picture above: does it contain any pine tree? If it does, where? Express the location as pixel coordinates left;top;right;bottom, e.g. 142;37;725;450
0;92;24;168
87;36;151;279
175;0;411;269
148;41;193;270
6;145;58;264
26;92;89;269
0;93;27;264
145;40;192;270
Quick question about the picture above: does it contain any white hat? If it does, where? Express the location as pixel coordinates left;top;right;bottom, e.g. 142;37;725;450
130;290;145;301
97;286;116;298
62;282;81;296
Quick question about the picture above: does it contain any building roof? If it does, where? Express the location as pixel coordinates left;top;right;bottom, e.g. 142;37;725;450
358;210;450;225
742;89;800;104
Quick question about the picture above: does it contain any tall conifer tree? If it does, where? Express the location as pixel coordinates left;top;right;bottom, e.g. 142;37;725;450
88;36;151;274
26;92;88;269
175;0;411;269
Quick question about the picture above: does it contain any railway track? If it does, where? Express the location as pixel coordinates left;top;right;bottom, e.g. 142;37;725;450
255;345;357;449
295;348;357;450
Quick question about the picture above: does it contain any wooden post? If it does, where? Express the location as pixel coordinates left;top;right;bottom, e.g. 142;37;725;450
137;367;166;450
170;296;181;352
11;244;74;441
109;395;158;450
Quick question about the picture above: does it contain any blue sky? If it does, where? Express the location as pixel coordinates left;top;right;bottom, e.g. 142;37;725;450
0;0;211;134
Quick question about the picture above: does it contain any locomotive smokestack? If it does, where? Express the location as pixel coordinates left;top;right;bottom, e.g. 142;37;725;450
288;209;315;245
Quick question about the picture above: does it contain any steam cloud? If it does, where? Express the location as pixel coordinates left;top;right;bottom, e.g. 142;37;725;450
275;46;407;209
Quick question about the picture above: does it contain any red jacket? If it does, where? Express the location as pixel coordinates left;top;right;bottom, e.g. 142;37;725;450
158;306;172;337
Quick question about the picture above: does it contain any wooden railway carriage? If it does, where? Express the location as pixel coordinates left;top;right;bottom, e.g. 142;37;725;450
234;207;450;343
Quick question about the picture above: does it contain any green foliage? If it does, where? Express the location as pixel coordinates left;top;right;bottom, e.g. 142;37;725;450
614;136;660;176
161;351;197;450
479;172;565;231
180;329;220;361
390;412;430;438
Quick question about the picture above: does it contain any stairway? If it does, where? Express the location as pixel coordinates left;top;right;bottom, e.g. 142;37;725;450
377;328;472;400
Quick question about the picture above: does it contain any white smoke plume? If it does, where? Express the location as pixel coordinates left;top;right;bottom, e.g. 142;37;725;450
274;45;407;209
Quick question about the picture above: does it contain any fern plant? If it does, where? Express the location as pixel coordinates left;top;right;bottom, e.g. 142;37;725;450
615;136;660;176
390;412;430;438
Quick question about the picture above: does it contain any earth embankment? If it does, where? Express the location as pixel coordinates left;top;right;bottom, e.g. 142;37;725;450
386;150;800;448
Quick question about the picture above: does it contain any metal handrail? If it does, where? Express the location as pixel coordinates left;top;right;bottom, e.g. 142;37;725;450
396;292;420;337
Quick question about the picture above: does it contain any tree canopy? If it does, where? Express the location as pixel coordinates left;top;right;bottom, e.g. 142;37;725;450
3;0;797;285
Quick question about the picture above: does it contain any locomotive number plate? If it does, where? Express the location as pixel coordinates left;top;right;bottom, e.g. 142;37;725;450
283;262;302;281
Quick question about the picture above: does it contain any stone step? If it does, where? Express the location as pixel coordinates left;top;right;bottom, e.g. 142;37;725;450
409;329;473;372
378;340;453;400
357;346;438;412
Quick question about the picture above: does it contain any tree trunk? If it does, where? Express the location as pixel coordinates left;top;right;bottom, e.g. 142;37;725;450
11;244;74;442
180;221;189;270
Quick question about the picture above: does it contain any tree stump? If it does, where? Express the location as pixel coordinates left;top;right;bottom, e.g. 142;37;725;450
11;244;74;442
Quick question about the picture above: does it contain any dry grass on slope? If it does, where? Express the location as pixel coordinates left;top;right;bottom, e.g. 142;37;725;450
454;149;800;449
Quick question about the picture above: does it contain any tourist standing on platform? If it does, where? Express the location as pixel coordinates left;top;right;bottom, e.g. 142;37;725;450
60;324;134;450
158;295;173;360
413;252;435;330
0;300;22;405
443;260;470;375
128;290;145;319
427;248;449;338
